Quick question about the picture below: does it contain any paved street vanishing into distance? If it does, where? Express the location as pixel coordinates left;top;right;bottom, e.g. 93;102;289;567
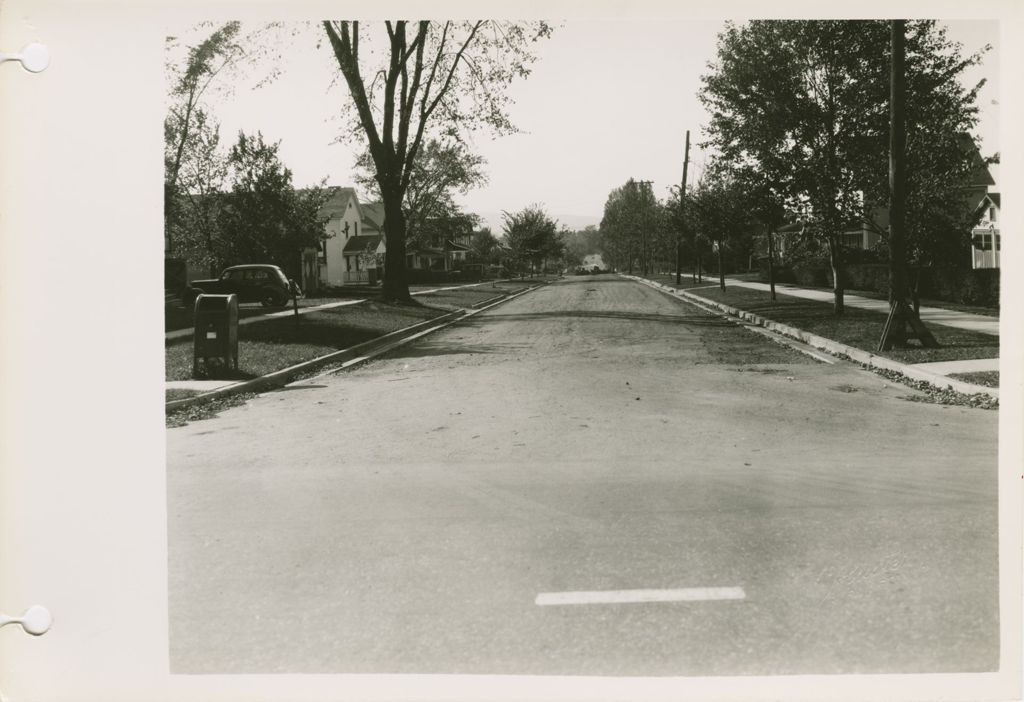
167;275;998;675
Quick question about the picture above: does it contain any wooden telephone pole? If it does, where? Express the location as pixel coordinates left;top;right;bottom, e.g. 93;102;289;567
878;19;937;351
675;130;690;286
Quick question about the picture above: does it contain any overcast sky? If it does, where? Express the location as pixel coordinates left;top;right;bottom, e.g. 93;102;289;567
182;19;1000;233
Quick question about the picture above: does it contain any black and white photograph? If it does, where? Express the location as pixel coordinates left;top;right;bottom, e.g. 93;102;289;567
163;12;1007;677
1;2;1022;701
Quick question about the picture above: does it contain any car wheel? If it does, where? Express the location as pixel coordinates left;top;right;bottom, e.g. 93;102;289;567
260;289;288;308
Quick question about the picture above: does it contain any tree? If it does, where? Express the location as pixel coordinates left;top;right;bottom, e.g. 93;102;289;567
859;21;993;274
168;110;228;276
688;166;757;291
416;209;481;251
164;23;246;253
702;20;890;315
468;227;501;265
322;20;553;302
354;138;487;249
502;205;563;274
700;20;992;315
560;225;602;269
216;131;331;277
598;179;665;275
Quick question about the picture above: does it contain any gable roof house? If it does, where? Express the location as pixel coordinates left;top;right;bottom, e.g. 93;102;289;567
318;187;385;287
848;133;996;256
970;192;1000;269
355;203;474;273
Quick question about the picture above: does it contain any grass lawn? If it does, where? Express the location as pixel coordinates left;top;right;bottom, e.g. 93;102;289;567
165;280;542;382
167;300;448;381
165;295;361;332
661;282;998;365
948;370;999;388
636;272;735;291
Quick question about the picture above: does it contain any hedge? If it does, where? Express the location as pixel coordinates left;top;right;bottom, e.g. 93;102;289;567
757;259;999;306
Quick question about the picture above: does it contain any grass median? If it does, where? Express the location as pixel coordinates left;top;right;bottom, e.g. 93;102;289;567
165;280;538;383
643;274;998;366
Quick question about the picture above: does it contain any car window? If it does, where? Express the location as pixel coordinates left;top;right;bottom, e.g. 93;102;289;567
223;270;242;281
247;270;269;281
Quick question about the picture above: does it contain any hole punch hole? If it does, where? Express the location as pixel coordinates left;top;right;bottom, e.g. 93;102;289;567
0;43;50;73
19;43;50;73
0;605;53;636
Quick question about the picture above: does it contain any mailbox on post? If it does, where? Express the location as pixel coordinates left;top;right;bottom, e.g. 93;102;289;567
193;293;238;378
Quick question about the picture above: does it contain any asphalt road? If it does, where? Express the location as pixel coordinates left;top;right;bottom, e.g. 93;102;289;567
167;274;999;675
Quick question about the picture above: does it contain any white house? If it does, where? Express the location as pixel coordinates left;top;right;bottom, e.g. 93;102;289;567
971;192;1000;269
318;187;385;286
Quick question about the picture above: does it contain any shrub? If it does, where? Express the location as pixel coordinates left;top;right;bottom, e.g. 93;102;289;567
791;260;830;287
755;257;796;284
842;264;891;295
920;267;999;306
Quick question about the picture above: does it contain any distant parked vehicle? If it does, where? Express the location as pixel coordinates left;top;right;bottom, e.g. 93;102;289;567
187;264;298;308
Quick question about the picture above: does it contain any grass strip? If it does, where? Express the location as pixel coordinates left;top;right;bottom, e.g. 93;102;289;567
662;280;997;365
166;299;454;381
947;370;999;388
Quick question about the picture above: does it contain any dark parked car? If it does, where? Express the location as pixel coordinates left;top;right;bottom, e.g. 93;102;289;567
187;265;298;308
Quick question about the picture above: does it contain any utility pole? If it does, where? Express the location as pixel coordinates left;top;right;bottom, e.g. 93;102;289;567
878;19;937;351
676;130;690;286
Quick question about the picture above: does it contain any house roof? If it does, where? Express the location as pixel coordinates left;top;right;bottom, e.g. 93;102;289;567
342;234;384;254
974;191;1001;216
361;202;385;230
777;222;804;234
414;247;447;257
409;239;471;256
318;187;360;219
957;133;996;187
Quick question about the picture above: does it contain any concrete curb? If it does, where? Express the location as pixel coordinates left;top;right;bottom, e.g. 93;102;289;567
626;275;999;400
165;283;544;413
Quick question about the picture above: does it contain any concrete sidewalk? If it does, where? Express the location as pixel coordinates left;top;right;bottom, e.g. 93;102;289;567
720;278;999;336
632;275;998;397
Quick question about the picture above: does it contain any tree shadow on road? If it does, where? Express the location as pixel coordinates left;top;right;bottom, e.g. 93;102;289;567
383;339;528;359
472;309;735;327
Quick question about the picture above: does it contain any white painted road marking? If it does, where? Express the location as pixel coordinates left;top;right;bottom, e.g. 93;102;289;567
535;587;746;606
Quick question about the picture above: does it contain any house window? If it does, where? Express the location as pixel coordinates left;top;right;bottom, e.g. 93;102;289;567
318;239;327;262
355;220;359;236
973;233;992;251
989;206;997;222
346;256;352;272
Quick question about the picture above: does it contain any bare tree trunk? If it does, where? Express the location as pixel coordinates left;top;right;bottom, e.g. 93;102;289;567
828;236;845;316
718;243;725;291
766;224;777;301
381;190;412;302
